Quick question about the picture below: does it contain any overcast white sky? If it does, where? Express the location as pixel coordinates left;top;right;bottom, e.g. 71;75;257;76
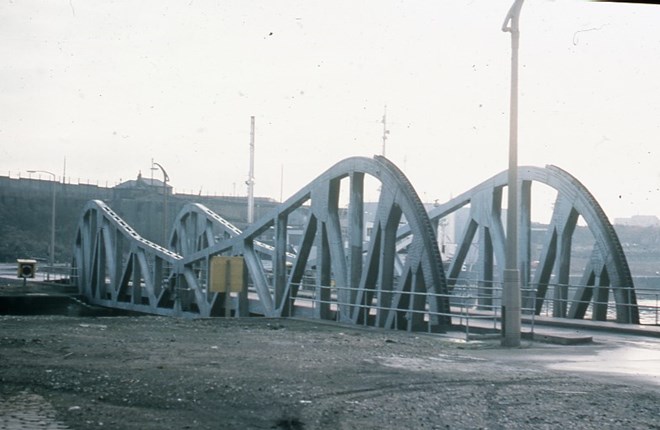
2;0;659;222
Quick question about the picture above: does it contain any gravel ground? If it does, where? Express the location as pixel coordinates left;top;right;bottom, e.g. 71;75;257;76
0;315;659;430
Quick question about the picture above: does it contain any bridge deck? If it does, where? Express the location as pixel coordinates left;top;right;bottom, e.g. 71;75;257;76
2;278;658;343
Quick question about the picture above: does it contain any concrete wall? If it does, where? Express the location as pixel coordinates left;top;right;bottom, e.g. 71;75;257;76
0;176;277;263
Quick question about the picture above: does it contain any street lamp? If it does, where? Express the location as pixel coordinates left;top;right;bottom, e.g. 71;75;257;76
151;162;170;246
497;0;652;347
27;169;56;281
501;0;524;347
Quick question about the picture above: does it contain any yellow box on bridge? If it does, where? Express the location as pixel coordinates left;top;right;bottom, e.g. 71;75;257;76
209;256;245;293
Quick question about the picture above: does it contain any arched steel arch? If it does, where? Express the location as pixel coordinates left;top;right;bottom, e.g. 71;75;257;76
416;164;638;324
168;203;243;257
168;202;295;263
72;200;184;316
72;156;451;331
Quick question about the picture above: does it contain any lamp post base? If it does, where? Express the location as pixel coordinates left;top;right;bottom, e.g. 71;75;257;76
502;268;521;347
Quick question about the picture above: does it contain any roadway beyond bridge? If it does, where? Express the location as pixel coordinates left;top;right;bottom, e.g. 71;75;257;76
70;156;645;331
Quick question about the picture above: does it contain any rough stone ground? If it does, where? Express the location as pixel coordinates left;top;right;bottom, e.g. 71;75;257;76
0;315;659;430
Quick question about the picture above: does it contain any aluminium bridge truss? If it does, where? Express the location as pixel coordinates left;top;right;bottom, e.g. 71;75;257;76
72;157;639;328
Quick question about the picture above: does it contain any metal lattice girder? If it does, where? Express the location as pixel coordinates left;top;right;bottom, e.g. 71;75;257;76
72;200;184;316
73;161;636;325
73;156;451;331
397;164;637;324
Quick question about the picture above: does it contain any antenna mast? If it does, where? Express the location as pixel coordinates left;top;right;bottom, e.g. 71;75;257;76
247;116;256;224
381;105;389;157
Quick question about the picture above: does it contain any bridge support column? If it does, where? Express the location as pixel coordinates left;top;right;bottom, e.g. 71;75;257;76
502;268;521;346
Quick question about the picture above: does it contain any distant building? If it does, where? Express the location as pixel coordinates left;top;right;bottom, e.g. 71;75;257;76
114;172;172;197
613;215;660;227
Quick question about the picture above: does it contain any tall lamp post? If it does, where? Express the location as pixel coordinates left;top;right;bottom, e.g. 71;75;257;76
501;0;524;347
497;0;652;347
27;169;56;281
247;116;256;224
151;162;170;246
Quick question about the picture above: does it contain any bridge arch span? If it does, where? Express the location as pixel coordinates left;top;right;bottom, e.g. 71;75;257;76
425;164;638;324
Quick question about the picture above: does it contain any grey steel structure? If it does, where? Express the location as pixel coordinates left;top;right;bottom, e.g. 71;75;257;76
418;164;638;324
72;156;451;331
72;158;639;327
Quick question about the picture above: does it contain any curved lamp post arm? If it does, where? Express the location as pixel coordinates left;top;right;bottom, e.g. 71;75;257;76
151;161;170;245
151;162;169;183
502;0;524;34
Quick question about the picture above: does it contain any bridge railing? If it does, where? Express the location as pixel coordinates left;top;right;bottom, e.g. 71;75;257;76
444;280;538;340
242;273;539;341
442;277;659;328
448;279;660;328
264;275;658;340
36;262;72;283
533;282;660;326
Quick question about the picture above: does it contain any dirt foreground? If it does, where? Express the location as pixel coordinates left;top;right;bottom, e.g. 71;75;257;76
1;315;659;429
